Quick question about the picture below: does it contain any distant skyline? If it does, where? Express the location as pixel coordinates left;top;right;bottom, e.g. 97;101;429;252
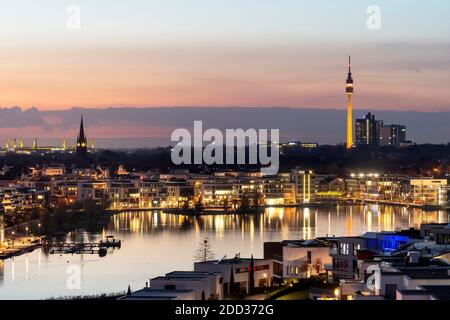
1;1;450;110
1;107;450;148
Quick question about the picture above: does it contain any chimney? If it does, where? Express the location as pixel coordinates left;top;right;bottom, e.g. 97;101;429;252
407;251;421;264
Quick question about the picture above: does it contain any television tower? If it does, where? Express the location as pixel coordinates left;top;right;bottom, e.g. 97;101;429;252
346;55;354;149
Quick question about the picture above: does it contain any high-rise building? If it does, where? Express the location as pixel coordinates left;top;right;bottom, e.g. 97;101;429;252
346;56;354;149
76;116;88;160
355;112;382;146
379;124;407;147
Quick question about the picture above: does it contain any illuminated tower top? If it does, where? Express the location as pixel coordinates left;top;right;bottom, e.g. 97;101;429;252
346;55;354;94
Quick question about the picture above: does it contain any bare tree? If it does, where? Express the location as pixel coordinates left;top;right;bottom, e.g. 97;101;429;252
312;258;323;274
193;238;215;262
299;260;310;277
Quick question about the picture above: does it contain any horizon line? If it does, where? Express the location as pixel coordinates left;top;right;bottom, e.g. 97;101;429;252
3;105;450;113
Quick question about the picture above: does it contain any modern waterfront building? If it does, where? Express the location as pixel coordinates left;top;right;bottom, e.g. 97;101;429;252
410;179;448;206
263;239;331;281
291;170;316;204
0;187;47;213
346;173;411;203
327;229;421;281
194;256;273;294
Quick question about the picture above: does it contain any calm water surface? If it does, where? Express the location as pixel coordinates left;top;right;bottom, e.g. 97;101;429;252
0;205;449;299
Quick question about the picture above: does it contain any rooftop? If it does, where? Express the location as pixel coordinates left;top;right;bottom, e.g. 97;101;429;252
362;229;421;240
421;285;450;300
151;271;219;281
398;267;450;280
283;239;330;248
195;257;267;265
118;288;193;301
398;290;429;295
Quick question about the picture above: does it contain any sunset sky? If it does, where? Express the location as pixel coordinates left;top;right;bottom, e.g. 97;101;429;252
1;1;450;146
1;0;450;111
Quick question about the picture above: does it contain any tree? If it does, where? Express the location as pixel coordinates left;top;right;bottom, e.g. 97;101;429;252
193;238;215;262
299;260;310;277
312;258;323;274
229;267;236;295
194;198;204;213
252;191;263;207
42;208;57;235
248;254;255;294
54;205;68;229
239;193;250;209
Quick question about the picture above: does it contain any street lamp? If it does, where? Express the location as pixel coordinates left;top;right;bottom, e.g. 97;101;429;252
334;288;340;300
38;223;41;236
11;231;15;248
263;273;268;293
25;227;29;240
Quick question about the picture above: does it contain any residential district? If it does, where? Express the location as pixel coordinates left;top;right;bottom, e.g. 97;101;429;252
120;222;450;301
0;118;449;301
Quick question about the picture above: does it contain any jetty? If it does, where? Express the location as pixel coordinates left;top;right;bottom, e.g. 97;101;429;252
44;236;122;257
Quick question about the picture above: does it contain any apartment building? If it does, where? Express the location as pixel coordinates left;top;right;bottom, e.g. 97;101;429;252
291;170;316;204
109;180;140;209
346;173;411;202
410;179;448;206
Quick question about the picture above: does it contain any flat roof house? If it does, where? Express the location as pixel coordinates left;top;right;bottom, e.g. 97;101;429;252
150;271;223;300
118;289;195;300
264;239;331;281
194;255;272;295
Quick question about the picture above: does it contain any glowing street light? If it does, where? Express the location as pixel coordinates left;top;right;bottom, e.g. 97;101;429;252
263;273;268;293
334;288;340;300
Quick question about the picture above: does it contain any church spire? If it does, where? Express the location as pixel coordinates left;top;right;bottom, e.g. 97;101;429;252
79;116;86;142
76;116;88;161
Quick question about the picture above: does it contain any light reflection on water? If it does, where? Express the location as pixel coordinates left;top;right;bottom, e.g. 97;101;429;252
0;205;448;300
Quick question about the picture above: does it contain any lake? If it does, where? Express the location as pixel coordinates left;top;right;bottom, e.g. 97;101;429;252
0;205;448;299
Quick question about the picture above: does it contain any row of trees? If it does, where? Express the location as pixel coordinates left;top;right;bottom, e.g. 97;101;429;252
2;207;43;228
41;200;107;235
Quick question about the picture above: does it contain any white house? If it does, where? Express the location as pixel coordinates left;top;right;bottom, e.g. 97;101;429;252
194;256;272;294
150;271;223;300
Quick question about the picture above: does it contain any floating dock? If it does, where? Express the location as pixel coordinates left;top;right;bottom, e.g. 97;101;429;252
44;236;122;257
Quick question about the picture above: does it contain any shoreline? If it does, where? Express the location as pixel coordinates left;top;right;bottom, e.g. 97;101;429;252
110;200;448;216
2;201;446;260
0;210;119;261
